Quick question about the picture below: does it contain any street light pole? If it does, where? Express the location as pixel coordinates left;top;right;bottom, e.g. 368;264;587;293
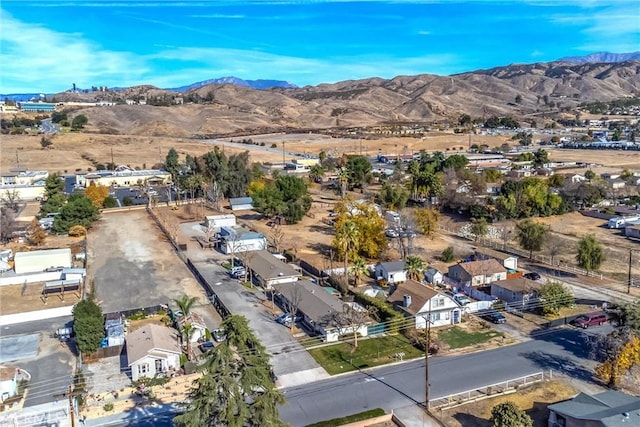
425;304;432;411
629;249;636;294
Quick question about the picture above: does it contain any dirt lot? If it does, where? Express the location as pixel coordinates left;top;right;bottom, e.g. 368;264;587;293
87;209;210;314
435;380;578;427
0;282;81;315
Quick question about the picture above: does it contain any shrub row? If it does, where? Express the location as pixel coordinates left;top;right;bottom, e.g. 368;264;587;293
352;293;404;334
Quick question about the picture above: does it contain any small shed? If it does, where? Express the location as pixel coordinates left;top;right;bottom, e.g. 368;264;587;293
205;214;236;230
424;268;444;285
474;248;518;271
229;197;253;211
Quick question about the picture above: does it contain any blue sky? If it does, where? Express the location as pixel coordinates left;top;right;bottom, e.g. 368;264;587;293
1;0;638;93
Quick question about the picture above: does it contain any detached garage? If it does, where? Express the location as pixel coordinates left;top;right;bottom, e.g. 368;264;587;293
14;248;72;275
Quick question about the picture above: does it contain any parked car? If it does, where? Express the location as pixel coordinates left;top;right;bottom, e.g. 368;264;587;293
385;229;399;238
572;312;607;328
275;313;294;325
523;272;541;280
199;341;215;352
230;266;247;279
453;294;471;306
212;328;227;342
482;311;507;324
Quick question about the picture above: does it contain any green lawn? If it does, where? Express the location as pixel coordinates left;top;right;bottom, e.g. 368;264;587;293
308;334;423;375
438;326;502;349
306;408;386;427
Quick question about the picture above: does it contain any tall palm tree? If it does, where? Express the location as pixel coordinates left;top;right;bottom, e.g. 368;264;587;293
174;294;198;317
335;220;360;286
181;322;195;361
405;255;427;281
350;256;368;287
337;167;349;198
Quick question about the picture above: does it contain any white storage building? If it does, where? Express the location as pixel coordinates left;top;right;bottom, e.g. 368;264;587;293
14;248;72;275
204;214;236;230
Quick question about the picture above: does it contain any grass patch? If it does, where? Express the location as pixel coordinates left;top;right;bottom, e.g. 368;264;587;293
308;334;423;375
306;408;385;427
438;326;502;350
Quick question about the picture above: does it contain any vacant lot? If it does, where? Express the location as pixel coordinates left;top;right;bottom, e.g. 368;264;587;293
87;209;209;314
436;380;578;427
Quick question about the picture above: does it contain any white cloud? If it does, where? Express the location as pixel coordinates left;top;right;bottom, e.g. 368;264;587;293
0;11;148;92
417;30;431;35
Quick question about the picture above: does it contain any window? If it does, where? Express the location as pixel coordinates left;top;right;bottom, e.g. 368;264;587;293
435;298;445;307
155;359;164;373
138;363;149;375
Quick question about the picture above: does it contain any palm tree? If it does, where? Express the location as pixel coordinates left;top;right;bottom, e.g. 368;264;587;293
174;294;198;317
181;322;195;361
335;220;360;286
337;167;349;198
405;255;426;281
350;256;368;287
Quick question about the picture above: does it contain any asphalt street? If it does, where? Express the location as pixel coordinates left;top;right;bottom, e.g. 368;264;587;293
279;326;606;426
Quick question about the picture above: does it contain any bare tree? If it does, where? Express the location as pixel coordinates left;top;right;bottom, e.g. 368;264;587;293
393;210;417;260
0;207;16;242
324;304;372;350
545;234;565;266
203;180;223;211
270;224;286;253
238;248;255;285
1;189;21;212
281;285;303;332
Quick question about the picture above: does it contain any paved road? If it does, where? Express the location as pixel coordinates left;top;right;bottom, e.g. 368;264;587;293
41;118;59;134
279;326;606;426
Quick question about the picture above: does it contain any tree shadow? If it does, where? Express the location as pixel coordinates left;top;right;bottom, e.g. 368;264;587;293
308;224;334;234
521;350;595;384
451;412;490;427
307;242;333;256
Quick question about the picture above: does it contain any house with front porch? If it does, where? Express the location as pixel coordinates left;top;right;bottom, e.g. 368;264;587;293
126;324;182;381
176;312;208;343
447;259;507;286
388;280;462;329
547;390;640;427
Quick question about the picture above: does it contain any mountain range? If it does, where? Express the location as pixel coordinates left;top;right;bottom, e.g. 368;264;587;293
558;51;640;63
4;54;640;137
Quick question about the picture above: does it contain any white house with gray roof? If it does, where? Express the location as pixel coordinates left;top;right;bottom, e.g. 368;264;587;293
219;226;267;255
126;324;182;381
375;261;407;284
245;250;301;289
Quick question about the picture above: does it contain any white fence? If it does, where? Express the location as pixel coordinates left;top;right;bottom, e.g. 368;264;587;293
430;371;546;409
0;305;73;326
0;271;62;287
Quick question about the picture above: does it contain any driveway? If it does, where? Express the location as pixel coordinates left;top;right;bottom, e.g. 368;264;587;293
178;222;328;388
88;210;212;315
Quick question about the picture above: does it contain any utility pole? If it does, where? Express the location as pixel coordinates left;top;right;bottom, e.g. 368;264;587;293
53;385;77;427
282;141;286;165
15;150;20;171
425;304;432;412
629;249;634;294
110;148;114;166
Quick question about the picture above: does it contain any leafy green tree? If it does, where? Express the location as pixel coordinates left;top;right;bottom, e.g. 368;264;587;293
443;154;469;171
490;401;532;427
174;294;198;317
333;200;386;261
73;299;105;355
45;173;65;198
379;183;409;211
515;94;523;104
165;147;180;181
175;315;285;427
251;175;312;224
71;114;88;130
102;196;117;208
51;111;67;124
584;169;596;182
441;246;455;262
345;155;372;189
413;208;439;237
470;218;488;241
576;234;605;274
515;219;547;258
606;300;640;332
538;281;574;316
459;114;472;127
405;255;426;281
52;196;99;233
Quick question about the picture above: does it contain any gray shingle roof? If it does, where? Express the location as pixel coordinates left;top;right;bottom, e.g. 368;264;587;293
126;324;181;366
378;261;406;273
246;250;301;280
548;391;640;427
272;280;344;324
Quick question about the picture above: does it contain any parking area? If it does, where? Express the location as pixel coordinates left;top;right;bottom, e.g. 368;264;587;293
0;332;75;407
87;210;214;318
177;221;328;388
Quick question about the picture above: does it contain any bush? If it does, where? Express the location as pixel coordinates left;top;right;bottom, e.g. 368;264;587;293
270;143;277;148
68;225;87;237
353;293;404;333
103;403;114;412
441;246;455;262
122;196;134;206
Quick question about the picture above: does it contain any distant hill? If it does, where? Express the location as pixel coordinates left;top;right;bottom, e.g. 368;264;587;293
558;52;640;63
169;77;297;92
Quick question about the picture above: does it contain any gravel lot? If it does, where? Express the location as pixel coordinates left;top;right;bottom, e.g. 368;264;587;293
87;209;212;315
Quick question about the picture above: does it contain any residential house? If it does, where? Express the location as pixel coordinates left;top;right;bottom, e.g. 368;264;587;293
0;366;19;403
375;261;407;285
547;390;640;427
388;279;462;328
600;172;621;181
424;268;444;285
273;280;369;342
609;179;626;190
569;174;587;184
229;197;253;211
246;250;301;289
126;324;182;381
490;278;541;309
219;226;267;254
76;166;171;188
474;248;518;270
176;312;208;343
625;224;640;239
447;259;507;286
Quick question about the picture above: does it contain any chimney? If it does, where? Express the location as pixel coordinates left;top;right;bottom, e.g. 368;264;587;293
403;294;412;308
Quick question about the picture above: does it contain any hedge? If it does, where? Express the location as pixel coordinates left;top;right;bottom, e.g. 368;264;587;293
353;293;404;334
306;408;386;427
